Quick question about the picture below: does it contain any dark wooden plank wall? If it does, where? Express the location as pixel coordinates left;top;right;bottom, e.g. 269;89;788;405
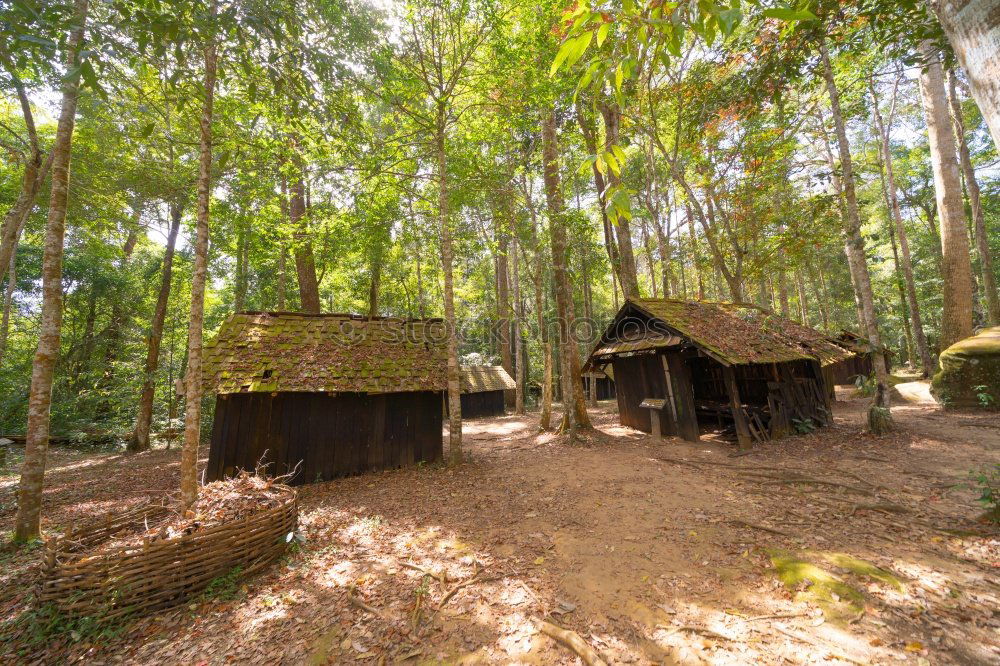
582;377;616;400
612;353;670;433
596;377;616;400
207;391;443;485
825;353;874;386
458;390;506;418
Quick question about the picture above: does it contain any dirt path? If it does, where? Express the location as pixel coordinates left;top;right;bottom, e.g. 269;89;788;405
1;394;998;664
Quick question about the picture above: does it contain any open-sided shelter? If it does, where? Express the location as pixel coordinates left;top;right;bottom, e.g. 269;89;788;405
584;299;841;447
582;371;617;400
203;312;447;484
460;365;515;418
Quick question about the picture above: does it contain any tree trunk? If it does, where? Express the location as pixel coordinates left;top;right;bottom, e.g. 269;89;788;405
512;233;525;414
13;0;89;542
495;202;513;406
599;101;640;298
576;100;623;296
654;214;672;298
234;218;248;312
437;105;462;465
795;269;808;324
0;240;18;368
180;16;218;509
129;204;182;452
948;69;999;325
687;210;704;300
820;41;889;386
541;108;590;435
871;78;935;376
0;45;54;279
918;41;975;348
524;173;553;429
930;0;1000;150
277;246;287;310
290;154;320;314
367;245;382;318
809;266;830;331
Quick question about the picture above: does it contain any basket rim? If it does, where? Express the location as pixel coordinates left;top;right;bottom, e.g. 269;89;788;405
45;484;298;567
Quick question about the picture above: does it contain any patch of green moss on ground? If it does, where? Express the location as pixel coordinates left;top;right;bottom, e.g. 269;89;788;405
768;550;864;622
767;550;906;624
819;552;906;593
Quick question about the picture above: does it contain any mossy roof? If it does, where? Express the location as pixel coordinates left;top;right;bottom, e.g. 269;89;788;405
461;365;515;393
718;304;856;367
589;298;853;367
203;312;448;394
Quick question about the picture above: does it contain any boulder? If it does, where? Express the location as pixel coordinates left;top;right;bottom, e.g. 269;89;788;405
931;326;1000;410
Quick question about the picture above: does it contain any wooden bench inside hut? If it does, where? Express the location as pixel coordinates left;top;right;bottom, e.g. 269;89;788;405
202;312;447;484
459;365;515;418
584;299;851;448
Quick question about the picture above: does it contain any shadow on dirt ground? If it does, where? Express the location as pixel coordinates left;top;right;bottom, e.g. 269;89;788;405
1;389;998;664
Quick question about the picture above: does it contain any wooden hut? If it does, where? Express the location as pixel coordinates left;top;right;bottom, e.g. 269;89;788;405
460;365;515;418
202;312;447;485
825;330;890;385
582;371;617;400
584;298;843;448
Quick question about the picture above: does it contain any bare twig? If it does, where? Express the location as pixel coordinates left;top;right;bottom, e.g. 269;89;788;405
534;619;608;666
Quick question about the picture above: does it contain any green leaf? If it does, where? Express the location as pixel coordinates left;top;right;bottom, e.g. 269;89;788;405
611;144;626;165
718;8;742;35
597;22;609;47
595;155;607;175
614;63;624;95
139;122;156;138
550;37;575;76
566;30;594;68
604;151;620;176
762;8;818;21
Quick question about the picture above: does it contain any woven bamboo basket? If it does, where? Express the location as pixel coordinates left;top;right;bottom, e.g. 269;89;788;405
37;486;297;621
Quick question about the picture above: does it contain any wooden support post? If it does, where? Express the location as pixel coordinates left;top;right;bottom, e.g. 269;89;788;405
649;409;663;440
664;354;699;442
721;365;753;450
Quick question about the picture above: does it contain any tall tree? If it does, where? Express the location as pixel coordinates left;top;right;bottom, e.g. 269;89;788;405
541;107;590;435
130;204;182;452
290;157;321;313
870;74;934;376
0;45;54;281
918;41;975;348
180;1;219;509
819;40;891;431
13;0;90;541
947;69;999;325
930;0;1000;150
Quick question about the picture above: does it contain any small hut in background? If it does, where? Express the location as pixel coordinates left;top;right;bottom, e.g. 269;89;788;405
582;371;616;400
825;330;890;385
584;298;842;448
460;365;515;418
202;312;447;485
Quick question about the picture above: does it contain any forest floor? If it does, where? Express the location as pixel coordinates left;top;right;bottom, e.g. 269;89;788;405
1;387;998;665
